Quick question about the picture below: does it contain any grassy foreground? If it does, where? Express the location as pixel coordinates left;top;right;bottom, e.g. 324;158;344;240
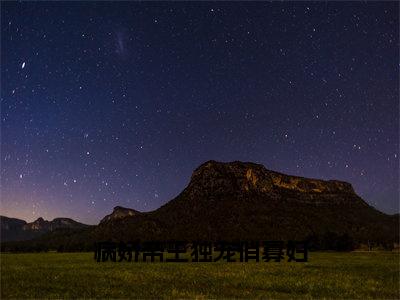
1;251;399;299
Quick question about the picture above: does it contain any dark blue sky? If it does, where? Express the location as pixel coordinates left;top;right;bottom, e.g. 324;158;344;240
1;2;398;224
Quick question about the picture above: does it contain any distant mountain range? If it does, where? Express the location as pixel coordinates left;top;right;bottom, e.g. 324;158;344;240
0;216;90;242
1;161;398;251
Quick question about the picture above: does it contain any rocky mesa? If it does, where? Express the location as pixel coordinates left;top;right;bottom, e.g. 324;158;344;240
95;160;398;244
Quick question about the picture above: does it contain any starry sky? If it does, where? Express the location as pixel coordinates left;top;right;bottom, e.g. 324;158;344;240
1;2;398;225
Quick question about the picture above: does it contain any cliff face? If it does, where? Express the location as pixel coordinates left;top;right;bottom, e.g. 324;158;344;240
187;160;355;195
182;160;363;209
186;161;275;195
270;171;354;194
99;206;141;224
22;217;47;231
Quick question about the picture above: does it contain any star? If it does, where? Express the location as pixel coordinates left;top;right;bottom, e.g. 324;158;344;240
1;1;397;224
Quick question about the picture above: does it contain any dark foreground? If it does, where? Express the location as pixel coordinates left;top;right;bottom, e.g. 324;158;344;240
1;252;399;299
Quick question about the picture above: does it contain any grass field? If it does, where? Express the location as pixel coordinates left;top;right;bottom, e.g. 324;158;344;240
1;251;399;299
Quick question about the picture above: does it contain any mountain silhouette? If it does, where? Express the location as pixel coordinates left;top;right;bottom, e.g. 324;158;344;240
1;161;398;251
93;160;398;244
0;216;90;242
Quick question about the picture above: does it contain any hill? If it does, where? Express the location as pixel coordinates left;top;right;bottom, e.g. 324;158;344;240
1;161;398;251
94;161;398;246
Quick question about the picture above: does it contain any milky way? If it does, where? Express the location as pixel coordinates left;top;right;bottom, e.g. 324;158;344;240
1;2;398;224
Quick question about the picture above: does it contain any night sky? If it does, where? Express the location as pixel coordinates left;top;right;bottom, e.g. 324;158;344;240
1;2;398;225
